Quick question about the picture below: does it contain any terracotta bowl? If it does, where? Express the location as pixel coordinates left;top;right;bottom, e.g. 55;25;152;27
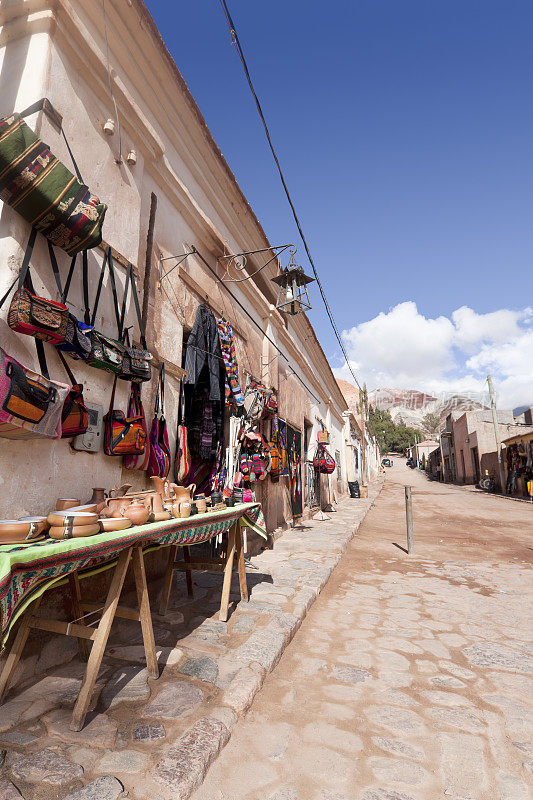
47;511;99;528
0;520;44;541
99;517;133;532
18;517;48;537
49;523;101;539
56;498;80;511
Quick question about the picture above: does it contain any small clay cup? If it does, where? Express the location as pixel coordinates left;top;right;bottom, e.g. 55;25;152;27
211;491;223;505
190;503;198;516
179;502;191;519
56;498;79;511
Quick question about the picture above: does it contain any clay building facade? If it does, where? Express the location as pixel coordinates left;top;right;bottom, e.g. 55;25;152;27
0;0;358;537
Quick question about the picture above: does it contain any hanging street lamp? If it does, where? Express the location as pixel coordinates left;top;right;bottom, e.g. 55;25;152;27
271;251;314;315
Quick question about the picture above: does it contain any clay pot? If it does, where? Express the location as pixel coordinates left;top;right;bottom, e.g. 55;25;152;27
170;483;196;505
88;488;106;513
47;511;99;527
0;519;46;541
49;523;101;539
56;498;79;511
194;494;207;514
149;510;172;523
101;497;131;519
211;491;223;505
150;476;172;500
178;502;191;519
123;500;150;527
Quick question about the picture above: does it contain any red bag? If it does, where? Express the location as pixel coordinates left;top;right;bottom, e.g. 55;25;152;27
313;444;336;475
174;384;191;483
104;376;146;456
123;384;150;471
57;351;88;438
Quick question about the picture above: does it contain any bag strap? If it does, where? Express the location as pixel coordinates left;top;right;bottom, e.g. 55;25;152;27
91;247;121;329
160;362;165;417
154;363;163;416
108;374;118;415
118;263;147;350
17;98;84;183
58;249;90;323
57;349;78;387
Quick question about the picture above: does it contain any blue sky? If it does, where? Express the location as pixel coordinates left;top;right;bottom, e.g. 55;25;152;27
145;1;532;408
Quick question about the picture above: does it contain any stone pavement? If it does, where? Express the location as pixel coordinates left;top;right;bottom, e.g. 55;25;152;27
191;460;533;800
0;484;381;800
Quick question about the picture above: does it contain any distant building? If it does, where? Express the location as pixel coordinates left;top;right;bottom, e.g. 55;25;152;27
445;409;515;489
408;440;439;469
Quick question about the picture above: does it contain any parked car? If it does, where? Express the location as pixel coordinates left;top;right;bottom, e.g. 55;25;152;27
381;458;392;467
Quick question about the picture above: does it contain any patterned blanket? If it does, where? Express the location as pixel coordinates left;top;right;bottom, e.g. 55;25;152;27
0;502;265;647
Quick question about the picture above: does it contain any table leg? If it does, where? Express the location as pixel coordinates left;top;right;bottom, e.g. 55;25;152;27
183;546;194;598
219;523;237;622
132;546;159;679
70;547;132;731
0;596;42;702
159;544;177;615
235;524;249;602
68;573;90;662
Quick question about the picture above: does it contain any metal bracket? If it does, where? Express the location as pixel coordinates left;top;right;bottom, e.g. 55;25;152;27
158;248;197;288
217;244;294;283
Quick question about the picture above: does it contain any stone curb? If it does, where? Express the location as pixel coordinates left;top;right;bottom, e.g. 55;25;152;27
156;480;384;800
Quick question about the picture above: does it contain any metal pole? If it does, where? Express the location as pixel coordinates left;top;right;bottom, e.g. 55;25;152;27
405;486;414;554
487;375;506;494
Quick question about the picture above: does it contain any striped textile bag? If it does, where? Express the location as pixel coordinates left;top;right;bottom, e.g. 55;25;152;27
0;346;68;440
0;99;107;255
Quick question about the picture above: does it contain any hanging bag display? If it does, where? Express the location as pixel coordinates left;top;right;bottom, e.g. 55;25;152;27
56;350;88;438
1;228;69;345
123;383;150;471
313;443;336;475
147;363;171;479
0;98;107;255
103;375;146;456
174;383;191;483
0;342;69;440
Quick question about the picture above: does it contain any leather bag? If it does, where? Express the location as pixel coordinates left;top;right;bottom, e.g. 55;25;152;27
147;363;171;479
103;375;147;456
117;265;152;383
86;247;125;374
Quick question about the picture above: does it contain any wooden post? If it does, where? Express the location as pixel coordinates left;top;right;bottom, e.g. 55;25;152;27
132;546;159;679
183;546;194;598
219;523;237;622
159;544;177;615
405;486;414;554
68;573;90;661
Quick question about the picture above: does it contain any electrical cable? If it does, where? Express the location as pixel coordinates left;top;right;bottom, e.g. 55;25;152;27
217;0;362;392
102;0;123;163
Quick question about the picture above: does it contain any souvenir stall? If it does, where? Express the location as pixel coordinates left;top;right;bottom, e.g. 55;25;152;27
503;431;533;497
0;99;268;731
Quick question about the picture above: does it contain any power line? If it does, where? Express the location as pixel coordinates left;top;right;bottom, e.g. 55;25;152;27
217;0;362;392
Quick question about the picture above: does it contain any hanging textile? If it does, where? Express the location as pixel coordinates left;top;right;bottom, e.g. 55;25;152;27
216;316;245;406
286;424;303;517
184;304;222;401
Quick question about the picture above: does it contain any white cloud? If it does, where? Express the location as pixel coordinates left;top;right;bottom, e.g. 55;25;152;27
335;301;533;409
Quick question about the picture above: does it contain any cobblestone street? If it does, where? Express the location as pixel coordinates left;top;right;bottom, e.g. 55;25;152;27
192;461;533;800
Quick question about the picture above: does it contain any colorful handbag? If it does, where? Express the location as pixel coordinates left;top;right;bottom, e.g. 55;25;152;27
174;385;191;483
313;444;336;475
0;344;68;440
103;376;147;456
266;441;281;481
0;98;107;255
147;363;171;479
57;351;88;438
2;229;69;345
123;383;150;471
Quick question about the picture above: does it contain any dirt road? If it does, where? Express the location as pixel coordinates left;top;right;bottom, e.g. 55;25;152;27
192;459;533;800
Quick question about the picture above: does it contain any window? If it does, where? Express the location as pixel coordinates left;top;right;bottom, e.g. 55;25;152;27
335;450;341;480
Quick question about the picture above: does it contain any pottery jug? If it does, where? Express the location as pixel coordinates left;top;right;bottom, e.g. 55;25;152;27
169;483;196;505
150;476;172;500
124;500;150;527
88;488;106;514
102;497;130;519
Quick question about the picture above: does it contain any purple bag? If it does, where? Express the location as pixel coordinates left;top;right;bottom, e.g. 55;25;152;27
147;363;171;478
